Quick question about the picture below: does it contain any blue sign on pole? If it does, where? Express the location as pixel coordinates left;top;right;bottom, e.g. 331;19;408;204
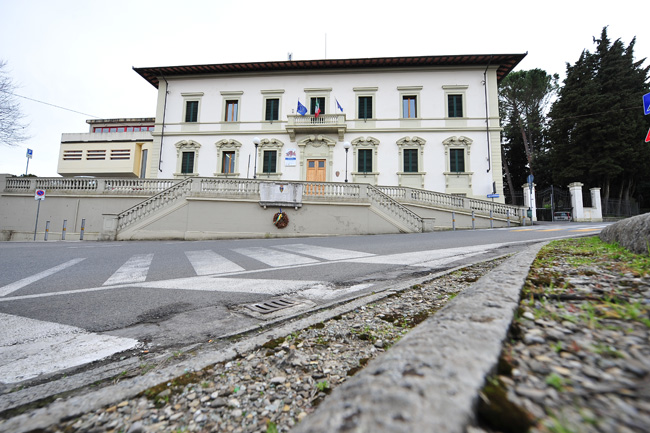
644;92;650;116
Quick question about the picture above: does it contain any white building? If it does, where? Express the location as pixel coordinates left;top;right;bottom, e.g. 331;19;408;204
129;54;524;201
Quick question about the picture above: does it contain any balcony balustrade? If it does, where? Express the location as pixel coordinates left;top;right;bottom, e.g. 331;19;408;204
285;114;347;141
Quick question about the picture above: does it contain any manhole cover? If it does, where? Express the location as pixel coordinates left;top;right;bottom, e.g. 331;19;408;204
245;298;297;314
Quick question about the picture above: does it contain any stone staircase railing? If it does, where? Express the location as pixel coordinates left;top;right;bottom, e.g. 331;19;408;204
117;178;193;231
366;185;423;233
4;176;181;195
379;186;522;219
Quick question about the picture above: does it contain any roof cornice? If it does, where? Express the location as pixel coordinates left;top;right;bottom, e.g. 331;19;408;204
133;53;527;88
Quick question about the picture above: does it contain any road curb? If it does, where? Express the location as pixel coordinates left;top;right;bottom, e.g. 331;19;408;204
292;242;545;433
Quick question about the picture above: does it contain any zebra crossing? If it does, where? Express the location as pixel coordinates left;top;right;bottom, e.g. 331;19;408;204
0;244;377;299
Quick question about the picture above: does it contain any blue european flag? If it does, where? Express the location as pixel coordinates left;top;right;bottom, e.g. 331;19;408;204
336;99;343;112
297;100;308;116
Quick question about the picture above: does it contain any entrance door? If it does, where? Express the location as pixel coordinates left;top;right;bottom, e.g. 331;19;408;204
305;159;326;195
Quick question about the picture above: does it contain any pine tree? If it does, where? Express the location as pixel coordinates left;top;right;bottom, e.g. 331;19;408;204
549;27;650;212
499;69;559;202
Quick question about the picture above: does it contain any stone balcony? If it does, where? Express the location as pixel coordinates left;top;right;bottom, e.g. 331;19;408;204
285;114;347;141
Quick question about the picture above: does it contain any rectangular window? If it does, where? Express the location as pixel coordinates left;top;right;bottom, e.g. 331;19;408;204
265;98;279;121
262;150;277;173
222;151;236;174
225;100;239;122
358;149;372;173
181;151;195;174
402;96;417;118
358;96;372;119
403;149;418;172
310;97;325;115
448;94;463;118
185;101;199;122
450;149;465;172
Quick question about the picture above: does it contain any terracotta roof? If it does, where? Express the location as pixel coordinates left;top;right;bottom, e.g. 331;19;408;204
133;53;527;88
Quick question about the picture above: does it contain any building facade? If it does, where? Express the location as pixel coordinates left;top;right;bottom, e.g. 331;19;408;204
58;118;155;178
59;54;525;202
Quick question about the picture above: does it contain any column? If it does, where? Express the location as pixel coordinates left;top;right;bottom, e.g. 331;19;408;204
590;187;603;222
569;182;584;222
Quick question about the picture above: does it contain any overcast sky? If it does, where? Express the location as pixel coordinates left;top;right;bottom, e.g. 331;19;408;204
1;0;647;177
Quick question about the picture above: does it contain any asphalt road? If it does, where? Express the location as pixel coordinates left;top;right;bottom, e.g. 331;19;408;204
0;222;608;386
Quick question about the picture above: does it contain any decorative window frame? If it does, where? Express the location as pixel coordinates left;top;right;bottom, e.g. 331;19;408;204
396;136;426;188
221;91;243;122
397;86;422;119
351;136;379;184
304;87;332;115
261;89;284;123
174;140;201;178
443;85;468;119
354;87;378;121
214;139;242;177
182;92;204;124
442;135;474;194
256;138;284;179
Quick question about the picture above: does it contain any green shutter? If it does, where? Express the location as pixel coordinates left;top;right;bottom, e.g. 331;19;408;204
358;149;372;173
263;150;277;173
185;101;198;122
358;96;372;119
404;149;418;172
266;98;279;121
450;149;465;172
448;95;463;118
181;151;194;174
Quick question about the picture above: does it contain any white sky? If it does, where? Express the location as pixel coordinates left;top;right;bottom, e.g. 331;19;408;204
1;0;647;177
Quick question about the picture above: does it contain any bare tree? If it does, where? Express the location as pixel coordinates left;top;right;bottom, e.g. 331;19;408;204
0;60;29;146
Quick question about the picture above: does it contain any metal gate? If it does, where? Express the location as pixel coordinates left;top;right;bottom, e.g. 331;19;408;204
536;186;572;222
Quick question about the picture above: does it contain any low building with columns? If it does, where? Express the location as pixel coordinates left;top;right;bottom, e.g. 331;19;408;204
57;54;525;203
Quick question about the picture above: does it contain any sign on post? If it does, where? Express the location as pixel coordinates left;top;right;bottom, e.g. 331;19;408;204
487;193;500;198
644;92;650;116
35;189;46;201
26;148;33;158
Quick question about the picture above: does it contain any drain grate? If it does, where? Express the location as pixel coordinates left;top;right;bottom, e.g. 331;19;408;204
245;298;297;314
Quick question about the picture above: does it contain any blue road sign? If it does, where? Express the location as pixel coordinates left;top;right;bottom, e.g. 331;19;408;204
487;194;500;198
644;92;650;115
26;148;33;158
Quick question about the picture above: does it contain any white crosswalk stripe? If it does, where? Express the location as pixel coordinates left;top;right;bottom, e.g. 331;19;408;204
273;244;374;260
233;247;319;267
103;253;154;286
0;258;86;297
185;250;244;275
0;313;138;383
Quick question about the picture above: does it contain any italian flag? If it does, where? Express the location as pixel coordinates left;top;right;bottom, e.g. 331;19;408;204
314;100;321;118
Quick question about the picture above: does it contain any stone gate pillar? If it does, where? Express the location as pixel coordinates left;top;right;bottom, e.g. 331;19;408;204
590;187;603;222
522;182;537;222
569;182;584;222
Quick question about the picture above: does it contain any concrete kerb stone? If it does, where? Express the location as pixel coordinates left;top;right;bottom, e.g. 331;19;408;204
293;242;546;433
1;244;544;433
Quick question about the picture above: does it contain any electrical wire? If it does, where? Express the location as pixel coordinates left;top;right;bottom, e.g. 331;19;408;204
0;89;101;118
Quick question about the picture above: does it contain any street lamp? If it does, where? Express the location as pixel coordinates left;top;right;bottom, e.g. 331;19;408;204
253;137;260;179
343;141;351;182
